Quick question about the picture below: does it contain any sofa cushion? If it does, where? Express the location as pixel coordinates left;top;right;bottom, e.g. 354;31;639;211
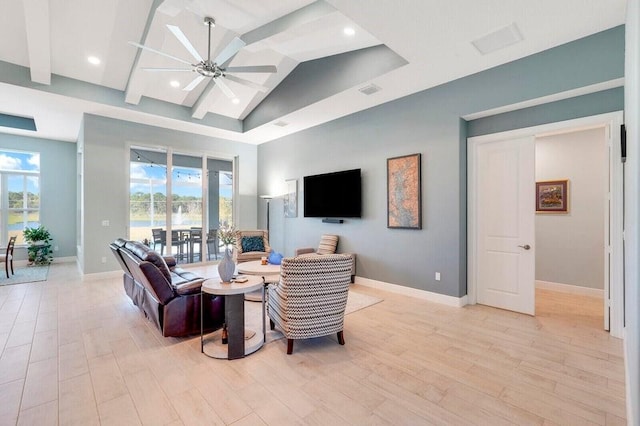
125;241;172;283
317;234;339;255
241;236;265;253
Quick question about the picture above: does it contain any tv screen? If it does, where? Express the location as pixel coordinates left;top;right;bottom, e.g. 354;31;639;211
304;169;361;218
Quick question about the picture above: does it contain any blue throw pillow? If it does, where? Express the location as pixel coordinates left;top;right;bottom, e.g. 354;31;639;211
268;251;283;265
241;236;265;252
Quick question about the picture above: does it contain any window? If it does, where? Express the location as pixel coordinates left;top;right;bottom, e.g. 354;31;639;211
129;147;233;263
0;150;40;244
129;148;167;243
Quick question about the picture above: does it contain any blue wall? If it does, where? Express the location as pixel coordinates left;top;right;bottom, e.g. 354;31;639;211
0;134;77;259
257;26;625;298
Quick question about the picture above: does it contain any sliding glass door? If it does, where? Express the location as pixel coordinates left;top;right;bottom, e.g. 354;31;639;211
171;153;203;262
129;147;234;263
129;148;167;245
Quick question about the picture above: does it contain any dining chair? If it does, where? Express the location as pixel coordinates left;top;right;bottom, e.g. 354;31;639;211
206;229;219;260
151;228;163;251
158;230;182;258
189;227;203;262
0;236;17;278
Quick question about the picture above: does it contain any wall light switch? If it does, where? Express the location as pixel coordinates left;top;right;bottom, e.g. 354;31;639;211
435;272;441;281
101;257;107;264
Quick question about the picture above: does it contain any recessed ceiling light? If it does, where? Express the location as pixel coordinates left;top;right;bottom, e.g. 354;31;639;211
343;27;355;36
232;98;240;105
170;80;180;88
87;56;101;65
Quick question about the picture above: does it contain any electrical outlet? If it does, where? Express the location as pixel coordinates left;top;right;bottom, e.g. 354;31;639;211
435;272;441;281
101;257;107;264
54;246;59;251
101;220;110;227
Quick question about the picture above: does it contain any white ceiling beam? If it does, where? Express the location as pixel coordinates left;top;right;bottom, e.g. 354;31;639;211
125;0;164;105
191;78;223;119
190;1;334;119
241;0;336;46
22;0;51;85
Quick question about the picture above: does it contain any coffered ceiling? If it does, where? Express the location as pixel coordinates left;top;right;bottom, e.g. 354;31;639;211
0;0;628;144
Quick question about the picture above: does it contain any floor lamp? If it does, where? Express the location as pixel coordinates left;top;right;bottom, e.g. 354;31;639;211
260;195;273;234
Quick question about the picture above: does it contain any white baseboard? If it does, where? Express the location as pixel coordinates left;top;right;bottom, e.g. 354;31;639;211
354;276;468;307
14;256;76;267
53;256;77;264
535;280;604;298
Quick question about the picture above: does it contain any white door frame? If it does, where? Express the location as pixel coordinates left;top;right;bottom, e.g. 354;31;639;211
468;111;624;338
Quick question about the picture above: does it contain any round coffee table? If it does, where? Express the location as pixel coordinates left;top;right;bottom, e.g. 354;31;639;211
201;275;265;360
237;260;281;301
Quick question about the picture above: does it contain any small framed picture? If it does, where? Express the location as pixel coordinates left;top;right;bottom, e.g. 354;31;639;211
536;179;569;213
284;179;297;218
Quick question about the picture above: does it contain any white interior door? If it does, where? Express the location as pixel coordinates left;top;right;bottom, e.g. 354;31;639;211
476;136;535;315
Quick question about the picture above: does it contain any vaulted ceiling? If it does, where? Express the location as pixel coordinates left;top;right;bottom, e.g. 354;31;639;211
0;0;628;144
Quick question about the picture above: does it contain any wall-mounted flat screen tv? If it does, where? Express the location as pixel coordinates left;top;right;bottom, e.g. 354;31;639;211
304;168;361;218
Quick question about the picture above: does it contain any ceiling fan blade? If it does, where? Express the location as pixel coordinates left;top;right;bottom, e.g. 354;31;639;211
141;67;194;72
215;77;236;99
225;65;277;73
183;75;206;91
224;74;269;93
166;24;204;63
214;37;246;65
128;41;192;66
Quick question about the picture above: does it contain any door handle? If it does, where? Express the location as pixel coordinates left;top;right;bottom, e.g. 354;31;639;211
518;244;531;250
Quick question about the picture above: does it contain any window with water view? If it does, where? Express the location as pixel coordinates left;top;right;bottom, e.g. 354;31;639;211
0;149;40;244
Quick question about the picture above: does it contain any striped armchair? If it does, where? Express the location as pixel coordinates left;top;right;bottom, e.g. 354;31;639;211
267;254;352;354
295;234;356;282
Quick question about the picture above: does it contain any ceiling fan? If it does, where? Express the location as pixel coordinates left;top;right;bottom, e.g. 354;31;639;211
129;16;276;98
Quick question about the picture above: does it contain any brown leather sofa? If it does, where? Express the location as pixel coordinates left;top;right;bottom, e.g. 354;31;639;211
110;238;224;337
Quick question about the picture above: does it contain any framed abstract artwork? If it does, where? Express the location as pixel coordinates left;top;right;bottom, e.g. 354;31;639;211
284;179;298;218
387;153;422;229
536;179;569;213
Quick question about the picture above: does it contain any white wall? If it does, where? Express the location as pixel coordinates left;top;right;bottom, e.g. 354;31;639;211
624;0;640;423
80;114;258;274
535;127;606;289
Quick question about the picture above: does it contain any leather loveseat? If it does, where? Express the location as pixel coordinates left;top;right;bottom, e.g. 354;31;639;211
110;238;224;337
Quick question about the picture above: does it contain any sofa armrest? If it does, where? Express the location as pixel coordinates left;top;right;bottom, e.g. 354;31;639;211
295;247;315;256
163;256;177;268
174;280;202;296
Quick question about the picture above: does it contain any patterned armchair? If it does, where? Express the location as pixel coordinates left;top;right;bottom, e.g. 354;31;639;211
267;254;352;354
233;230;271;263
295;234;356;282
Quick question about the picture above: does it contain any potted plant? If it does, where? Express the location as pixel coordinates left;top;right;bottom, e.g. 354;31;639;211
216;225;236;282
217;225;236;254
23;225;53;265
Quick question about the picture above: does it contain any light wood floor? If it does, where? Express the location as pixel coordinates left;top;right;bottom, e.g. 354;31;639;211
0;262;626;425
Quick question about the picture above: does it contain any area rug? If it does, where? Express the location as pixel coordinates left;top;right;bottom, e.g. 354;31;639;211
245;289;383;344
0;265;49;286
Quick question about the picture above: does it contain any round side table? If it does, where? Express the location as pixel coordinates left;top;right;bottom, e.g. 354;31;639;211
201;275;265;359
237;260;281;301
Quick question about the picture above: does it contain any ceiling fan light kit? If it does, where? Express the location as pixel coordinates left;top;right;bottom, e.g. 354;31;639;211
130;16;276;99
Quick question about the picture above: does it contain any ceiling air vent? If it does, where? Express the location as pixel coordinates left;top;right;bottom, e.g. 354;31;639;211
273;120;289;127
472;22;523;55
359;84;381;96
